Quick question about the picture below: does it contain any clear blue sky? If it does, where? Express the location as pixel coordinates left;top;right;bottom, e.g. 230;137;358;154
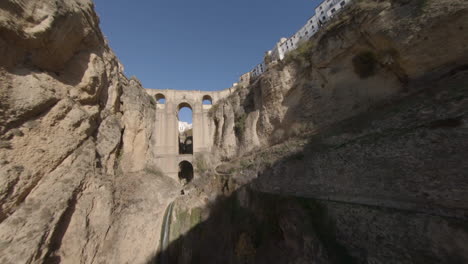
94;0;321;123
94;0;322;91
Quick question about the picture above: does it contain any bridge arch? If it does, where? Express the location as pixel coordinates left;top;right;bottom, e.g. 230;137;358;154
155;93;166;104
202;95;213;105
177;102;193;154
178;160;193;184
177;102;192;111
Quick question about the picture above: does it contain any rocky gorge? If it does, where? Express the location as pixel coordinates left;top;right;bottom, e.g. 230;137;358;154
0;0;467;263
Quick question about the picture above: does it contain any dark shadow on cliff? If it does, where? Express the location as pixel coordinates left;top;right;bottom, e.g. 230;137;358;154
145;183;355;264
146;69;468;264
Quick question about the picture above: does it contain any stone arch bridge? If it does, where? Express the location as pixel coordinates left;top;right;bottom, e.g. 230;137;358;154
145;88;234;181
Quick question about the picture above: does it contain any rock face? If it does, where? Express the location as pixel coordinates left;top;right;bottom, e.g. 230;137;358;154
0;1;178;263
1;0;468;263
211;0;468;158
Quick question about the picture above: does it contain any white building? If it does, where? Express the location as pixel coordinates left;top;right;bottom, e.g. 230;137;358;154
178;121;192;133
251;61;266;78
271;14;320;62
247;0;353;78
327;0;350;19
298;15;320;41
316;0;337;23
316;0;350;23
269;38;288;61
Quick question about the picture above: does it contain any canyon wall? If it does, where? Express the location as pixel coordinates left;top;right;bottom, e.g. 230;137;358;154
0;1;179;263
211;0;468;158
0;0;467;263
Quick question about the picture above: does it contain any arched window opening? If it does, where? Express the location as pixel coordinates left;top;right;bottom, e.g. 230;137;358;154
156;94;166;104
202;95;213;105
178;103;193;154
178;161;193;184
184;136;193;154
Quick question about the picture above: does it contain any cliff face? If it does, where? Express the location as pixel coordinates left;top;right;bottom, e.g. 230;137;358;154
211;0;468;158
0;1;178;263
1;0;468;263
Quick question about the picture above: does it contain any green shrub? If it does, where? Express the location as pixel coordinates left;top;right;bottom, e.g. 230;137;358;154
234;113;247;139
144;166;164;177
352;51;378;79
415;0;428;14
284;40;316;70
240;159;254;169
149;96;156;106
208;101;221;119
194;154;209;174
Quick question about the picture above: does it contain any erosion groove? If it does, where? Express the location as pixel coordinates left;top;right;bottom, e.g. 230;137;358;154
43;179;86;264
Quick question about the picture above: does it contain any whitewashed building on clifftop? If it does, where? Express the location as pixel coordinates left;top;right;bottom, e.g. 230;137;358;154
252;61;266;78
316;0;350;23
246;0;353;79
298;15;320;41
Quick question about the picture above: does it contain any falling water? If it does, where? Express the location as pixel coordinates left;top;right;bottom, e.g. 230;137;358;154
158;201;175;264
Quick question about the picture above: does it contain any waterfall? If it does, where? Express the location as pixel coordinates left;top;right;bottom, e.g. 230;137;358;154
158;201;175;264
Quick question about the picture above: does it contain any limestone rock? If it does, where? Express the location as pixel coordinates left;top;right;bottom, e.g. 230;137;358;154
211;0;468;157
0;0;467;263
0;1;178;263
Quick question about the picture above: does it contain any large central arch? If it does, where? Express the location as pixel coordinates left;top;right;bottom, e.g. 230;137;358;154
177;102;193;155
145;88;235;181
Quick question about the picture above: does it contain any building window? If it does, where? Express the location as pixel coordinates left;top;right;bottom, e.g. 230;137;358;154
321;11;324;14
331;8;336;13
341;1;345;6
322;16;326;20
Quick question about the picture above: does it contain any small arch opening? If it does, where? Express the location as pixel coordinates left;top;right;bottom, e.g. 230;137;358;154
202;95;213;105
178;103;193;154
156;93;166;104
178;161;193;184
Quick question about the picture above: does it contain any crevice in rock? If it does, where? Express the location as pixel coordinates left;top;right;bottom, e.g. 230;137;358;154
0;97;60;137
0;167;22;223
42;177;86;264
113;127;125;173
213;118;220;146
437;64;468;80
0;136;93;224
428;116;464;129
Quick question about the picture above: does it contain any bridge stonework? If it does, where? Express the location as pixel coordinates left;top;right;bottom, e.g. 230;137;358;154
145;88;234;181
